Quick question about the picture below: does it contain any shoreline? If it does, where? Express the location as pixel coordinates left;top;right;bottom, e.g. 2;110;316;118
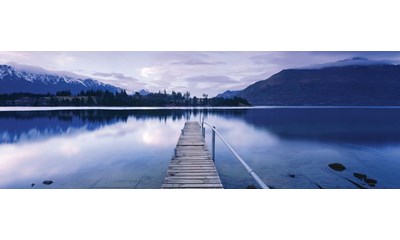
2;105;400;111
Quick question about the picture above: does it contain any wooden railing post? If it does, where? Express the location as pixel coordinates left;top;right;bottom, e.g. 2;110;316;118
212;126;216;161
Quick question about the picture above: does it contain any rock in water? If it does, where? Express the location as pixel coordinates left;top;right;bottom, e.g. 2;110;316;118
31;183;35;187
353;172;367;180
328;163;346;171
288;174;296;178
246;184;257;189
364;178;377;187
43;180;53;185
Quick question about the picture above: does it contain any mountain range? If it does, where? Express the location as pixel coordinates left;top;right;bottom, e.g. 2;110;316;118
0;64;121;94
236;58;400;105
3;57;400;106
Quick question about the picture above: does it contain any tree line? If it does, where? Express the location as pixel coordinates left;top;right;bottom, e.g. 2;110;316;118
0;90;250;107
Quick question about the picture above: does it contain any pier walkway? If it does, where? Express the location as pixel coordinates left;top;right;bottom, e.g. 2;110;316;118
162;121;223;189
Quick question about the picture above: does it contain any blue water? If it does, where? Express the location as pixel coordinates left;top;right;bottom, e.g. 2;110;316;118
0;107;399;189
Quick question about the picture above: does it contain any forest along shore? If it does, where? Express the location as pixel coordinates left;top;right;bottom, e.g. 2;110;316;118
0;90;250;107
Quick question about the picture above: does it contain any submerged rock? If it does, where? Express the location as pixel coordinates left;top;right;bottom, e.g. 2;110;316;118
346;178;367;189
246;184;257;189
353;172;367;181
288;174;296;178
31;183;35;187
364;178;377;187
328;163;346;171
42;180;53;185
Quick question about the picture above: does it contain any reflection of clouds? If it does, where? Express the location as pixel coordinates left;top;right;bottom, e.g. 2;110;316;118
140;121;181;147
0;118;184;187
142;129;162;145
206;117;278;149
0;145;41;172
93;118;182;147
92;119;181;147
59;142;81;156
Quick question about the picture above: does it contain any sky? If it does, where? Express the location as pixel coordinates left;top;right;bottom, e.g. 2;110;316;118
1;51;400;97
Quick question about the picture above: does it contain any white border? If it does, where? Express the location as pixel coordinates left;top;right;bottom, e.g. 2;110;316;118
1;1;399;240
1;0;400;50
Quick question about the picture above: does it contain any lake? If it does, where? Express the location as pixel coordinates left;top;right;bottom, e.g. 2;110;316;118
1;107;399;189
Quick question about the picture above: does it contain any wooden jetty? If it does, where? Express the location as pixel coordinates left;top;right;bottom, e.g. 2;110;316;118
162;121;224;189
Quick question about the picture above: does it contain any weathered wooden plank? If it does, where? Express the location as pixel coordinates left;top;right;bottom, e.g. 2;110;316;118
170;159;213;162
176;151;210;154
177;139;204;141
176;145;206;148
162;183;223;188
176;149;208;152
166;172;219;176
175;154;211;157
165;175;219;179
169;163;215;167
168;165;216;168
176;151;210;153
168;166;216;169
169;161;214;165
177;143;205;146
176;151;208;153
172;156;212;159
169;163;212;166
167;169;218;175
167;168;216;171
164;179;222;184
165;175;219;180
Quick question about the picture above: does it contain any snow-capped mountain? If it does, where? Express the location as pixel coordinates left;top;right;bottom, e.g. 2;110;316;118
0;64;122;94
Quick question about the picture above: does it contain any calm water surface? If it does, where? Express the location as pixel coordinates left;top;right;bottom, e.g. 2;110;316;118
1;107;400;189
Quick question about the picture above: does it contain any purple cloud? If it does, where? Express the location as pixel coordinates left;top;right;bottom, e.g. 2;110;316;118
93;72;138;82
171;59;225;65
185;75;237;83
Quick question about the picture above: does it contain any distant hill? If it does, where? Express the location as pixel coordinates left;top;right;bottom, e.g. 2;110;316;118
216;90;241;99
237;58;400;105
0;64;121;94
138;89;150;96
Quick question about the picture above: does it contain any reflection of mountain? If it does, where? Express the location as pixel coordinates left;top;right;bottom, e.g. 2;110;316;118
0;110;128;143
5;108;399;145
0;108;248;143
241;108;400;144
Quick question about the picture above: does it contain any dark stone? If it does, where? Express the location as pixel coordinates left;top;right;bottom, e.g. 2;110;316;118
42;180;53;185
246;184;257;189
353;172;367;180
288;174;295;178
364;178;377;187
328;163;346;171
31;183;35;187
